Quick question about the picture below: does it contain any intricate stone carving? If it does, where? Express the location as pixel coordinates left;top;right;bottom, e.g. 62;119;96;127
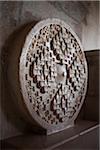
19;19;87;134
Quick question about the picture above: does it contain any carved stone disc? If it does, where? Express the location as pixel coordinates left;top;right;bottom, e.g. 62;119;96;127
19;18;88;133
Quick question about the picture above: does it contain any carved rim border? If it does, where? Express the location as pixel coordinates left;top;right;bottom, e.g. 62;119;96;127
19;18;88;133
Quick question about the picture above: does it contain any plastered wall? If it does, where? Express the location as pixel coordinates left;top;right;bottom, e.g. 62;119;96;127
82;1;100;51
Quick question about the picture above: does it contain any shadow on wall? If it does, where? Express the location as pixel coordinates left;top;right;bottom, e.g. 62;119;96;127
0;22;99;141
0;21;43;139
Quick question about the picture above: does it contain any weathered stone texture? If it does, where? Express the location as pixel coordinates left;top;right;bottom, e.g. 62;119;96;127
0;1;97;140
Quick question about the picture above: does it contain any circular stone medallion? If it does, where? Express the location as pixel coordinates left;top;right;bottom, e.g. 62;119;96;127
19;18;87;133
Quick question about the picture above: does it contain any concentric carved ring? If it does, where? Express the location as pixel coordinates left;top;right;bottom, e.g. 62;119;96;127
19;19;87;133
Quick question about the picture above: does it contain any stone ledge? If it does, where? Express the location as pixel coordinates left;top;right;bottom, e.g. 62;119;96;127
0;120;98;150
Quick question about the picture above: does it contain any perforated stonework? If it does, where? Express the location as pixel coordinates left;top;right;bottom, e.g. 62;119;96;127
19;19;87;133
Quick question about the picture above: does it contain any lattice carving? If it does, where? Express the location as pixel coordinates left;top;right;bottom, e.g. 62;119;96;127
20;19;87;130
